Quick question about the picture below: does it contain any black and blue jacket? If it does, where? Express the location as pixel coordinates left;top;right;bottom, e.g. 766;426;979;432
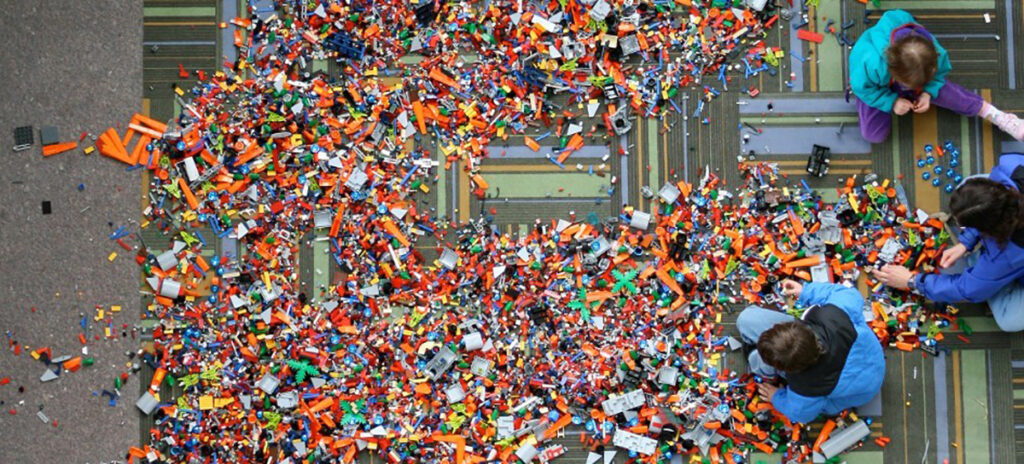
772;283;885;423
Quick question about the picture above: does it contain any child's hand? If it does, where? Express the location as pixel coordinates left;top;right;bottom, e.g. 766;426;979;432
758;383;779;402
872;264;914;290
780;279;803;298
913;93;932;113
893;98;914;115
940;243;967;268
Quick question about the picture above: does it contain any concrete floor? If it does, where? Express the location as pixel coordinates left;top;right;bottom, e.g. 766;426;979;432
0;2;143;462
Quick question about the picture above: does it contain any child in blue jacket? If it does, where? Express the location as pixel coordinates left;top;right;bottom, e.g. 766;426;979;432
874;154;1024;331
849;9;1024;143
736;281;885;423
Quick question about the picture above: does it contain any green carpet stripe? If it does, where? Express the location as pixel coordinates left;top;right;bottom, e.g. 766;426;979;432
437;157;447;218
311;236;329;304
144;6;216;17
892;115;903;180
962;350;991;463
485;172;608;198
961;115;973;176
817;0;844;92
647;116;659;193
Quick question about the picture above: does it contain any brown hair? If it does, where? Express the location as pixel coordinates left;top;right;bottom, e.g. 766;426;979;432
951;178;1024;246
757;322;822;372
886;35;938;89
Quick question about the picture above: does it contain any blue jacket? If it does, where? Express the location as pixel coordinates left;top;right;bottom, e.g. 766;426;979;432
916;154;1024;302
772;283;885;423
849;9;953;112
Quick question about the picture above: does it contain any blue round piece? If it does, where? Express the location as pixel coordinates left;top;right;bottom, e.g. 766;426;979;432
945;184;955;193
924;144;934;152
926;156;935;165
922;172;931;180
946;169;955;178
950;159;959;168
933;166;943;174
932;178;942;187
917;159;926;168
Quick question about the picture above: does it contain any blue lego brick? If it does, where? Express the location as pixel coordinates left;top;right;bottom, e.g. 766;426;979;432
325;32;366;61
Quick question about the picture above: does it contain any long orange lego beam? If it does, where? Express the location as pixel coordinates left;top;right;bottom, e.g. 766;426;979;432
233;143;264;166
656;268;684;295
382;220;410;247
813;419;836;452
42;142;78;157
133;112;168;133
524;136;540;151
542;413;574;440
128;135;152;166
784;255;822;269
428;68;462;91
471;173;489;190
179;178;199;210
412;100;428;134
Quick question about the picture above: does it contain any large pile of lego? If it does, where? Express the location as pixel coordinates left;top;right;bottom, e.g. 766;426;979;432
125;153;951;464
84;1;960;463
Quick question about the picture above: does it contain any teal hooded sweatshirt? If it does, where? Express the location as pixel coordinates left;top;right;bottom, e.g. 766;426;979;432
849;9;953;112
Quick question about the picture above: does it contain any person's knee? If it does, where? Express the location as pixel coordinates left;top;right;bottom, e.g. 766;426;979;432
994;313;1024;332
860;125;890;144
736;306;761;332
736;306;767;342
990;287;1024;332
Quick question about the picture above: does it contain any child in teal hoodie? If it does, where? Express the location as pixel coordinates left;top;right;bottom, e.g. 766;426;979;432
849;9;1024;143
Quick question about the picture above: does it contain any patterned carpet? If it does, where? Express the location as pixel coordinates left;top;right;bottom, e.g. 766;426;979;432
138;0;1024;462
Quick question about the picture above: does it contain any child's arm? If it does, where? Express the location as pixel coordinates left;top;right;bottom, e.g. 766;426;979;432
797;282;866;325
850;61;898;112
917;252;1024;303
771;387;826;424
957;226;981;251
922;40;953;98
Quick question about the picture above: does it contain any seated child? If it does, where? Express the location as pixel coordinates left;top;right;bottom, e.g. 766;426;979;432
736;281;885;423
849;9;1024;143
874;153;1024;331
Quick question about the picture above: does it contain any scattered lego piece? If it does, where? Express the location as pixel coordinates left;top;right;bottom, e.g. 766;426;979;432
136;391;160;415
807;144;831;177
38;126;59;146
13;126;33;151
39;368;58;382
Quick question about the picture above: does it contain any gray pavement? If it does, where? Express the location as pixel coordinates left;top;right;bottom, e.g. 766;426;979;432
0;2;143;462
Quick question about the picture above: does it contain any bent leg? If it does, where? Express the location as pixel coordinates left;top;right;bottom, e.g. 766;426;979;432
736;306;798;344
930;81;985;117
857;98;893;144
988;283;1024;332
